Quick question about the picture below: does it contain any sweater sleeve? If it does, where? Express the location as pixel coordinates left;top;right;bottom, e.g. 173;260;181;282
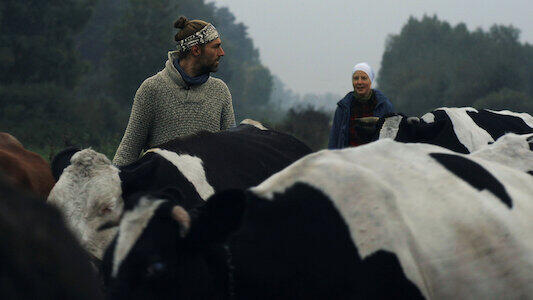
220;82;236;130
112;81;154;167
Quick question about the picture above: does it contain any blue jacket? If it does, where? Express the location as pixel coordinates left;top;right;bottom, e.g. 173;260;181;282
328;89;394;149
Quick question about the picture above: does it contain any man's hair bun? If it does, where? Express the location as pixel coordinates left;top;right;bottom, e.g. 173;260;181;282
174;16;188;29
173;17;209;44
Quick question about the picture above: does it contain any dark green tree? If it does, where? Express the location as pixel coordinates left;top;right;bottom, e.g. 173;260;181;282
104;0;273;119
106;0;177;106
275;105;331;151
473;88;533;113
76;0;129;66
0;0;95;148
378;15;533;115
212;6;273;120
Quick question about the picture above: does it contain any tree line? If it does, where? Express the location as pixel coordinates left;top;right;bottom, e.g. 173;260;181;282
378;15;533;116
1;4;531;157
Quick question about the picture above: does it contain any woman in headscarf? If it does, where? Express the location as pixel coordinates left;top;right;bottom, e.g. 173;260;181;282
328;62;394;149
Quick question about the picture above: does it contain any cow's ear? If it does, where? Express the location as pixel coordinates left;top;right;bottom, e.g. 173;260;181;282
186;189;247;244
119;159;157;199
171;206;190;238
50;146;81;181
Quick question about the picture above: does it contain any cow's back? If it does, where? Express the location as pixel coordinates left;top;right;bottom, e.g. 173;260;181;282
377;108;533;153
122;124;312;203
251;138;533;298
0;132;55;198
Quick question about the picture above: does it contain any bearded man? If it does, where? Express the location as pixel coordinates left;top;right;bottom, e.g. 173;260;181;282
113;16;236;167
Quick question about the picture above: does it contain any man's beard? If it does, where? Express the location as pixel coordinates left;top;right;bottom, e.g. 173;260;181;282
198;57;219;74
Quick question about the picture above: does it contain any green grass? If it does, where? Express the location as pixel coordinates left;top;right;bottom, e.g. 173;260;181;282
28;138;121;163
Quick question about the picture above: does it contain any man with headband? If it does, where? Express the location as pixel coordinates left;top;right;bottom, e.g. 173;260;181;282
328;62;394;149
113;16;235;166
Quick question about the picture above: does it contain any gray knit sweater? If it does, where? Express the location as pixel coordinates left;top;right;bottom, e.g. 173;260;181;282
113;51;236;166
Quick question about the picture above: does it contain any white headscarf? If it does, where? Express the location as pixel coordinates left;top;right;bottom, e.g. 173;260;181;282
352;62;375;84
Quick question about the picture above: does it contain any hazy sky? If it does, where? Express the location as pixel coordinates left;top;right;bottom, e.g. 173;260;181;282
212;0;532;95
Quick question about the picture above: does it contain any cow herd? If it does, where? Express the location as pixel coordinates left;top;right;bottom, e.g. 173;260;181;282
1;109;533;299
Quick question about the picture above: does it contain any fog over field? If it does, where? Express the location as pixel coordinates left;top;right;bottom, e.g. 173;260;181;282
212;0;533;95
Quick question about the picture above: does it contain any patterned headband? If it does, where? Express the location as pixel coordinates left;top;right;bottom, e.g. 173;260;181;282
176;24;220;53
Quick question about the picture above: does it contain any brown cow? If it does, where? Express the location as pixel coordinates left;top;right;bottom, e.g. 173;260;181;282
0;132;55;199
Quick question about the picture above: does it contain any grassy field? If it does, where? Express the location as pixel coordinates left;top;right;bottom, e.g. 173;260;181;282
29;138;121;163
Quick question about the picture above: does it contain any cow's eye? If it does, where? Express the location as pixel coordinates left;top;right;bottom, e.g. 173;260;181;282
146;262;167;278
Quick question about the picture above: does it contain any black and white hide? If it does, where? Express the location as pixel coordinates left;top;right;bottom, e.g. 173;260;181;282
0;176;103;299
376;107;533;153
47;121;312;260
103;135;533;300
470;133;533;175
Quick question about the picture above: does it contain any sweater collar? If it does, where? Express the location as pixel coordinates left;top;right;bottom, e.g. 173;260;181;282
173;59;210;87
165;51;210;88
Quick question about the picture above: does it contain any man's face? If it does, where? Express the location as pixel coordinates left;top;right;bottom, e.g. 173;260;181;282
352;70;372;97
198;38;225;73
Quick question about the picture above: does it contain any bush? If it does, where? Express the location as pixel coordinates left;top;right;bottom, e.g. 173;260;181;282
274;105;332;151
473;88;533;114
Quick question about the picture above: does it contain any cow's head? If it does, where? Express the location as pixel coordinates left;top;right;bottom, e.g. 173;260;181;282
375;113;443;141
348;114;428;143
102;189;245;300
48;149;124;260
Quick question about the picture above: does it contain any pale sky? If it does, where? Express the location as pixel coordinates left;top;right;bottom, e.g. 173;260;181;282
211;0;533;95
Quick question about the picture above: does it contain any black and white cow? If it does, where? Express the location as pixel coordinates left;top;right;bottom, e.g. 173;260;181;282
103;134;533;299
375;107;533;153
47;121;312;260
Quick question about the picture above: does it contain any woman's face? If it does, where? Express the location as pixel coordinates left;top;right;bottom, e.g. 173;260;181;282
352;70;372;97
